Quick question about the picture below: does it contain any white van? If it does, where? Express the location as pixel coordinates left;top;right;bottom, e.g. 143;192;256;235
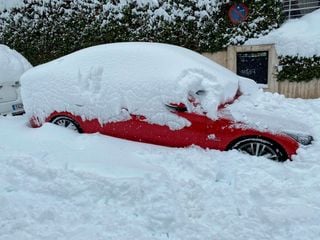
0;44;32;115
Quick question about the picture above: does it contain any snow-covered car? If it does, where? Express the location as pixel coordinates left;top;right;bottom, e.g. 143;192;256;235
0;44;32;115
21;43;313;161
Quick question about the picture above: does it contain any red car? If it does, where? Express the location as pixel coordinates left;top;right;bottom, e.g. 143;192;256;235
29;93;313;162
22;43;312;161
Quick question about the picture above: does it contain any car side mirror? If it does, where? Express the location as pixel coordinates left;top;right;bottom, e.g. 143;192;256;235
165;102;187;112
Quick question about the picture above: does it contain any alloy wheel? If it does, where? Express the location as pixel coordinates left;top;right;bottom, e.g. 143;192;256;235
51;116;80;132
231;138;286;161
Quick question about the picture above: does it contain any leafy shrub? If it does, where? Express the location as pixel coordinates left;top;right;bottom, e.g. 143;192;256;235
0;0;283;65
278;56;320;82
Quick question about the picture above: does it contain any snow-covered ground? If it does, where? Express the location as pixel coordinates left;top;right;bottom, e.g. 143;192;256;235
1;91;320;240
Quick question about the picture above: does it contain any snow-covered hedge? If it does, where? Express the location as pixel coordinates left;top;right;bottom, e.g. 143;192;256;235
277;56;320;82
0;0;283;65
0;0;24;11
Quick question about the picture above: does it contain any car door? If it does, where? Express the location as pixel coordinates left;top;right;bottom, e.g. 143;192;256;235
101;104;212;148
172;110;215;148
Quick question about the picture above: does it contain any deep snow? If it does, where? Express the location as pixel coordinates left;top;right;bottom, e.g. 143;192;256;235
1;91;320;240
246;9;320;57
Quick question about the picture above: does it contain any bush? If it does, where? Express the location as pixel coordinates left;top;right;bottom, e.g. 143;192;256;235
277;56;320;82
221;0;284;46
0;0;284;65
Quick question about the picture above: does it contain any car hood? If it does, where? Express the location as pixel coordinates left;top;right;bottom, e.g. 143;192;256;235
222;109;312;136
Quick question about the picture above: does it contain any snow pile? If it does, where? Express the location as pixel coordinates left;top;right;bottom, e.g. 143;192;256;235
227;90;314;134
0;44;32;83
238;76;259;96
21;42;239;129
1;91;320;239
245;9;320;57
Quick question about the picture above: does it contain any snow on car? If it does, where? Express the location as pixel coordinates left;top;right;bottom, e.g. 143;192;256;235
0;44;32;115
21;42;313;161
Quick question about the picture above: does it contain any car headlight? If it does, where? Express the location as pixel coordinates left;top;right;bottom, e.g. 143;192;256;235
284;132;314;145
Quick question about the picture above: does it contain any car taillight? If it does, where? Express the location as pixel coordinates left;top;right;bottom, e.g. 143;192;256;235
30;116;42;128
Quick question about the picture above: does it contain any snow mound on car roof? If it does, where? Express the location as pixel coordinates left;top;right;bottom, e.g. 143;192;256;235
21;42;239;129
0;44;32;83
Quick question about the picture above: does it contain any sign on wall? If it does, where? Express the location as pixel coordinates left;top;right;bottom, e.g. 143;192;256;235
228;3;249;24
236;51;269;84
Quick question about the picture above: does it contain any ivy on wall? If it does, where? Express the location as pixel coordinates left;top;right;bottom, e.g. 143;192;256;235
277;56;320;82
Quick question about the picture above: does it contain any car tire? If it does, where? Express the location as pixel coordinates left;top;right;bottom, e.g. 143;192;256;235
51;116;81;133
229;137;287;162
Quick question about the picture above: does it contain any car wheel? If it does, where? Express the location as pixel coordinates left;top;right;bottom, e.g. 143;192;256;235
230;138;287;162
51;116;81;133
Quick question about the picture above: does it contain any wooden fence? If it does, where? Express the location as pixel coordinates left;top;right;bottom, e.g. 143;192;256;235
277;79;320;99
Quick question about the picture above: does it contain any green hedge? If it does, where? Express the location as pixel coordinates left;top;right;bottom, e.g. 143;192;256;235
278;56;320;82
0;0;284;66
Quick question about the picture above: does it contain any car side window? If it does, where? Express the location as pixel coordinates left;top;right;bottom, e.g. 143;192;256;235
166;89;206;113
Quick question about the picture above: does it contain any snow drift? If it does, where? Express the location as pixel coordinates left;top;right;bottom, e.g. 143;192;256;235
0;44;32;83
245;9;320;57
21;42;240;129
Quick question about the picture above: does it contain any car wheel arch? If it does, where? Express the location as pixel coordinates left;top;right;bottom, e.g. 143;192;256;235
226;135;289;161
49;114;83;133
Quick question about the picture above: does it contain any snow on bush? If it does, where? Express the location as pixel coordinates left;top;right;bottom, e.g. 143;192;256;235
0;44;32;83
21;42;239;129
0;0;24;11
103;0;219;25
246;9;320;58
0;0;283;65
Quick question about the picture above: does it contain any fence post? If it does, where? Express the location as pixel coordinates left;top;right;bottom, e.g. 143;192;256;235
288;0;292;19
